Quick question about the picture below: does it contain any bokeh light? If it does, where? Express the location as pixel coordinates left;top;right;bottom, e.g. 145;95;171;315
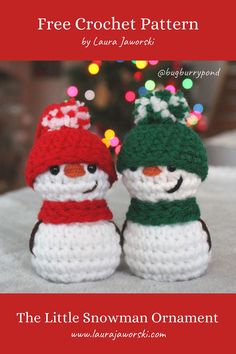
101;138;111;148
194;111;202;120
165;84;176;94
145;80;156;91
110;136;120;147
115;144;122;155
85;90;95;101
149;60;159;65
125;91;136;102
182;78;193;89
104;129;115;140
134;71;142;81
138;86;147;96
135;61;148;69
88;63;100;75
197;115;208;132
187;113;199;126
193;103;204;113
67;86;78;98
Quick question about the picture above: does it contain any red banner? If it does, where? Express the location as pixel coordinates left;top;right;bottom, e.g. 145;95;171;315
1;294;234;353
0;0;235;59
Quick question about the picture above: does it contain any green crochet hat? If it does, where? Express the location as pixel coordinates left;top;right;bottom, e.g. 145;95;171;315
117;90;208;181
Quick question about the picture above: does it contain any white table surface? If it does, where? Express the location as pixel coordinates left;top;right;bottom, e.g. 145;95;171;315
205;131;236;166
206;130;236;148
0;167;236;293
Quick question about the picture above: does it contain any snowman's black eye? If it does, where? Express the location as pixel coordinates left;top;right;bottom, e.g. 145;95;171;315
167;165;176;172
130;167;137;172
49;165;60;175
87;164;97;174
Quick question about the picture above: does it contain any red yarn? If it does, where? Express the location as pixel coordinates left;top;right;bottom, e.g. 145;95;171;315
35;99;90;140
38;199;113;224
25;128;117;187
25;98;117;187
78;118;90;126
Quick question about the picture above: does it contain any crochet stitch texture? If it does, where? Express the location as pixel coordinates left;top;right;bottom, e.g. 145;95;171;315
26;128;117;187
134;90;190;125
127;197;200;226
25;94;121;283
38;200;113;224
117;89;211;282
117;122;208;181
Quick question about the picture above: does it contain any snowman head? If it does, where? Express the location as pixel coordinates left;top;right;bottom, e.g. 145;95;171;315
117;90;208;202
25;90;117;197
34;162;110;202
122;165;201;203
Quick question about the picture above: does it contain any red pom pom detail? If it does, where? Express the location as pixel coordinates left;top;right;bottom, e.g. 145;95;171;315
56;110;64;118
79;106;89;112
68;110;76;117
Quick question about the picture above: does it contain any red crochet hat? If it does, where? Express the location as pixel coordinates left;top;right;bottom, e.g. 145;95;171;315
25;94;117;187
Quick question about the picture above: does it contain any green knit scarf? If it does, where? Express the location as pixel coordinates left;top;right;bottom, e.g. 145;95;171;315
126;197;200;226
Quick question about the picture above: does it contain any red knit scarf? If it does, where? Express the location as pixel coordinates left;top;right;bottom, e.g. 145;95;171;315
38;200;113;224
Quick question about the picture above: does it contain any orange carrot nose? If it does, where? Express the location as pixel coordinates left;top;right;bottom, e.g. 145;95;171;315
143;166;162;177
64;164;85;178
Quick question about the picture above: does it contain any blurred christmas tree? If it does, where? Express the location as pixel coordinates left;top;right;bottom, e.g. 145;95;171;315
68;60;207;151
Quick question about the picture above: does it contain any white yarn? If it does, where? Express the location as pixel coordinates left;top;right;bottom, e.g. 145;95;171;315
160;109;173;119
42;116;79;130
32;164;121;283
135;98;149;124
134;91;190;124
123;220;211;281
122;167;201;203
34;164;110;202
169;95;188;107
150;96;168;112
42;100;90;131
32;221;121;283
150;96;177;122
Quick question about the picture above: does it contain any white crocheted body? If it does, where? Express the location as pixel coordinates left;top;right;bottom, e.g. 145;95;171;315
123;220;211;281
32;221;121;283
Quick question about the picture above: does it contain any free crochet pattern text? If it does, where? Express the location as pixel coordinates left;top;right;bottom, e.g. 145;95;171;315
37;17;199;32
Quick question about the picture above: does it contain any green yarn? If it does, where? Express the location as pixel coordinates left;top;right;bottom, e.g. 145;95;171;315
117;90;208;180
117;121;208;180
126;197;200;226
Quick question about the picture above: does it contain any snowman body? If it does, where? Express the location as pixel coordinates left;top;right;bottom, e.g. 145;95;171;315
117;90;211;282
32;220;121;283
29;157;121;283
123;220;210;281
26;96;121;283
120;160;211;282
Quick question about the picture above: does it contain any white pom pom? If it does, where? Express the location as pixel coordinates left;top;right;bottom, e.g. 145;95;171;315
161;109;170;118
134;97;149;124
134;90;190;125
150;96;162;112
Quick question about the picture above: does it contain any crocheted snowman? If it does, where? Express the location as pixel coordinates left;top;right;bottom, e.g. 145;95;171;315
25;89;121;283
117;90;211;281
